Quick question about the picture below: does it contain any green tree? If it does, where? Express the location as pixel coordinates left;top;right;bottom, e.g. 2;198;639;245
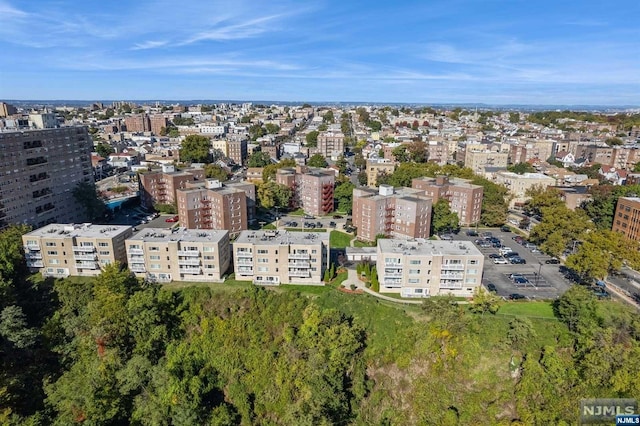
605;137;624;146
432;199;460;235
307;154;328;168
469;287;502;316
72;181;107;221
334;181;355;213
322;110;335;124
524;186;563;217
247;151;272;168
153;203;177;214
392;145;408;162
566;230;640;280
249;124;266;141
407;140;428;163
553;285;600;334
204;164;229;182
507;162;535;174
305;131;319;147
95;143;114;158
179;135;211;163
530;204;593;257
264;123;280;134
506;317;535;351
257;181;292;210
262;158;296;182
335;155;348;174
509;112;520;123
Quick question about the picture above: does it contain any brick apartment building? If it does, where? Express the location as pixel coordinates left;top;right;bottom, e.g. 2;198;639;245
233;230;329;285
22;223;132;278
227;140;248;166
176;179;255;237
0;126;94;228
126;227;230;283
317;131;345;157
377;239;483;298
138;165;206;210
149;115;168;136
366;158;396;187
612;197;640;241
412;176;484;226
124;114;151;133
352;185;432;242
276;166;335;216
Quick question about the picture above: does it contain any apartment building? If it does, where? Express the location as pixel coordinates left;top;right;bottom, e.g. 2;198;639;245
366;158;396;187
377;239;483;298
412;176;484;226
317;131;345;157
125;227;230;283
176;179;251;236
233;230;328;285
612;197;640;241
0;127;94;228
494;171;557;208
138;164;205;209
124;114;151;133
276;166;335;216
427;141;450;165
464;148;509;175
509;140;555;164
227;139;247;165
22;223;132;278
575;144;613;166
149;115;168;136
0;102;17;117
352;185;432;243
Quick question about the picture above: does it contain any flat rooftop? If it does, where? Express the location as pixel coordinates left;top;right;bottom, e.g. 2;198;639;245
235;230;329;246
25;223;131;239
378;238;482;257
128;227;228;243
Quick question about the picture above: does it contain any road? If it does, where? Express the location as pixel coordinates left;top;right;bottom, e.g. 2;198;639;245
457;228;571;300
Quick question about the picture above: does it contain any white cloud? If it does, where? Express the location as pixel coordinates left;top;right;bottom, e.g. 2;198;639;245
131;40;168;50
182;14;286;44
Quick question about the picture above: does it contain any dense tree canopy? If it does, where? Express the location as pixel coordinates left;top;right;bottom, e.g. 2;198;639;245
94;142;114;158
307;154;328;168
204;164;229;182
507;162;535;174
247;151;272;168
432;199;460;235
72;181;107;221
179;134;212;163
305;131;319;147
257;181;293;210
334;181;355;213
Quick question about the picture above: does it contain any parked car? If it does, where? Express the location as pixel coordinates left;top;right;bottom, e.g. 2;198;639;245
316;221;323;228
500;225;511;232
503;252;520;258
478;242;492;248
545;258;560;264
332;215;343;219
488;253;502;259
165;215;179;223
486;283;497;292
494;257;509;264
492;242;502;248
304;214;315;219
509;273;524;281
510;257;526;264
289;221;298;227
440;234;454;241
513;277;529;284
329;221;336;227
499;247;513;255
466;230;479;237
509;293;527;300
304;222;315;228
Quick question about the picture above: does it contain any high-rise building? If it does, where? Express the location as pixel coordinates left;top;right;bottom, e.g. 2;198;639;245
412;176;484;226
125;227;230;283
377;239;483;297
138;165;205;210
149;115;168;136
233;230;329;285
612;197;640;241
176;179;251;237
464;148;509;175
317;131;344;157
0;102;17;117
124;114;151;133
227;140;247;165
352;185;432;243
22;223;132;278
0;127;94;228
276;166;334;216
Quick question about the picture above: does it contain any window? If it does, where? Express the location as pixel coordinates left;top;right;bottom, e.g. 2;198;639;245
26;240;38;246
150;264;161;270
465;278;476;284
99;251;110;256
257;258;269;263
468;260;478;265
47;250;58;255
257;266;268;272
467;269;477;274
409;260;421;265
98;242;109;247
408;269;420;274
49;259;59;265
149;255;160;260
149;246;160;251
203;246;213;252
257;249;268;254
45;242;56;247
204;255;215;260
408;278;420;284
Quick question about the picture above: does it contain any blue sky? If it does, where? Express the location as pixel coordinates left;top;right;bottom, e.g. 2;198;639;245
0;0;639;105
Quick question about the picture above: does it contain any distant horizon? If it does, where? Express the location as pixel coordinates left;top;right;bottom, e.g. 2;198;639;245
1;0;638;104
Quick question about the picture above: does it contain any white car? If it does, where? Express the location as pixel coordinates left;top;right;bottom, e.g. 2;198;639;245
493;257;509;264
499;247;513;255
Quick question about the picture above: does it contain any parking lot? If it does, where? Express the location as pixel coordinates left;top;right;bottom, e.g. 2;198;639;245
458;228;572;300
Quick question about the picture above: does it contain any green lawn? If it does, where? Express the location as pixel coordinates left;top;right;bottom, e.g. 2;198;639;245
497;301;557;319
329;230;353;248
353;240;375;247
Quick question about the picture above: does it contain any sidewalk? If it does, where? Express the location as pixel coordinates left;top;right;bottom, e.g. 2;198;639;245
340;267;424;305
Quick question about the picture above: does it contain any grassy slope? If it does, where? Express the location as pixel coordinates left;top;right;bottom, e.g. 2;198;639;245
329;230;353;248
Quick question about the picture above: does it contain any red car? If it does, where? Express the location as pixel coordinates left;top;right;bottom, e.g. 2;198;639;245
165;215;179;223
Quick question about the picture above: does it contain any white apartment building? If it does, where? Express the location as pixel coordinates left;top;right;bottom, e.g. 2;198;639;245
494;171;557;208
22;223;132;278
377;239;483;298
233;230;329;285
125;227;230;283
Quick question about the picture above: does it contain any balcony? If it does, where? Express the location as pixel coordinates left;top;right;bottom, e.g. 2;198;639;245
178;258;201;266
127;248;144;255
25;253;43;260
236;258;253;265
441;264;464;271
73;245;96;252
235;251;253;258
76;262;99;270
288;252;310;260
179;267;201;275
383;279;402;287
288;261;310;268
177;250;200;257
384;272;403;278
74;254;97;261
289;269;311;278
26;261;44;268
236;267;253;274
130;264;146;273
24;245;41;252
440;273;463;280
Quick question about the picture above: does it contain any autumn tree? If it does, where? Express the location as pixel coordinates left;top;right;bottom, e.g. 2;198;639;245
179;134;212;163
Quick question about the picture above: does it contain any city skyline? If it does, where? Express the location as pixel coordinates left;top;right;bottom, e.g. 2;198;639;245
1;0;639;105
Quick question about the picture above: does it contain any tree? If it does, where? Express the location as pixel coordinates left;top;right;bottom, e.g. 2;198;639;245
95;143;114;158
509;112;520;123
204;164;229;182
553;285;600;334
506;317;535;351
530;204;593;257
247;151;272;168
307;154;328;168
322;111;335;124
306;131;319;147
470;287;502;316
392;145;408;162
407;140;428;163
432;200;460;235
367;120;382;132
264;123;280;134
357;171;367;186
179;135;211;163
153;203;177;214
335;155;348;175
172;117;194;126
524;186;563;217
507;162;535;174
249;124;266;141
605;137;624;146
257;181;292;210
72;181;107;221
262;158;296;182
334;181;355;213
566;230;640;280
